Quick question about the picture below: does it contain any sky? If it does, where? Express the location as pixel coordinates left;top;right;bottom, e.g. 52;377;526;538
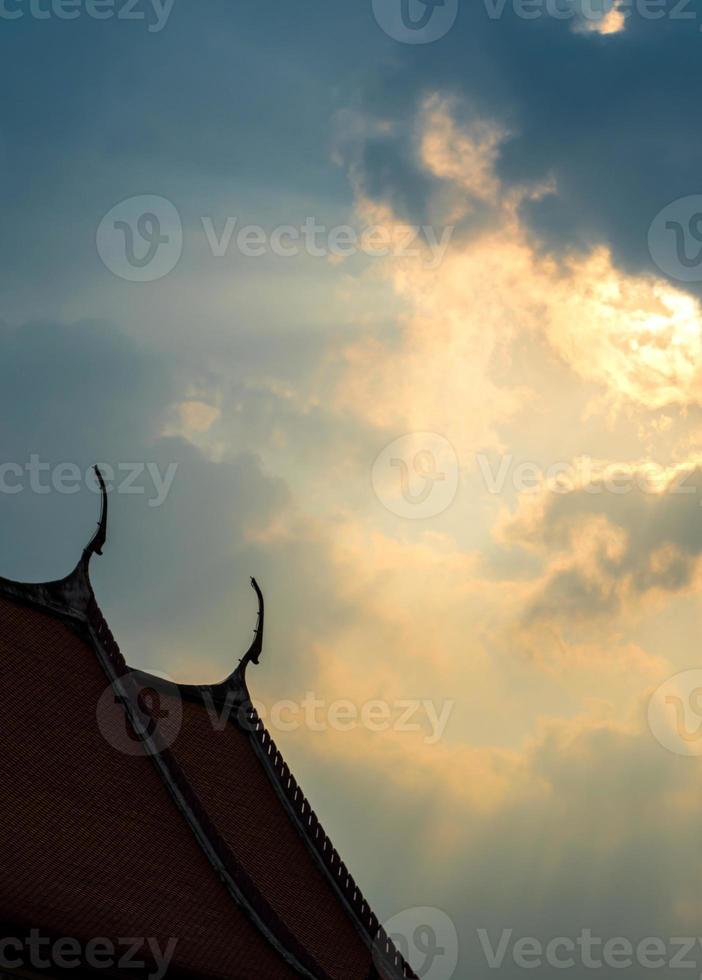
4;0;702;976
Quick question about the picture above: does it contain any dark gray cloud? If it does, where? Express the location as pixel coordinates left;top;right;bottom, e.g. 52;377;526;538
298;704;701;980
331;8;702;292
0;318;371;690
502;467;702;622
0;319;172;576
2;1;700;306
0;319;283;667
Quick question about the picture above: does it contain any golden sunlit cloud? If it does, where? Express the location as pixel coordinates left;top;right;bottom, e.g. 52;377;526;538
575;3;627;33
179;399;221;434
543;250;702;410
221;93;702;933
338;94;702;444
317;94;702;711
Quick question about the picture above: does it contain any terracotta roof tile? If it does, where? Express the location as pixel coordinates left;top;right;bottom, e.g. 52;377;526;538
170;698;374;980
0;595;299;980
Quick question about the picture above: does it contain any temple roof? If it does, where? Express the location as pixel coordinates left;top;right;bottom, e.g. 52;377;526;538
0;470;416;980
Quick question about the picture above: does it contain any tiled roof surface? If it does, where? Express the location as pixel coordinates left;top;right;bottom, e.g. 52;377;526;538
0;475;416;980
0;595;299;980
170;697;374;980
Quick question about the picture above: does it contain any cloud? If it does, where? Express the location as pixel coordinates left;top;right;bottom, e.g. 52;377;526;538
497;460;702;634
5;11;702;971
289;694;702;978
0;319;299;681
332;92;702;503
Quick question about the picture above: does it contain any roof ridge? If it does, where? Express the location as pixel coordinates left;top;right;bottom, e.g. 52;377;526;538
85;596;333;980
0;474;419;980
0;576;420;980
243;704;418;980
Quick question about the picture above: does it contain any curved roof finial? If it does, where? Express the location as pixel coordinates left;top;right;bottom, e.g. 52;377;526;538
85;465;108;558
232;577;264;684
0;464;111;616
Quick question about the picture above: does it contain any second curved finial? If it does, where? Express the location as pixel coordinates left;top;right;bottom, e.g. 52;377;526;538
244;576;264;668
86;465;108;558
231;577;265;685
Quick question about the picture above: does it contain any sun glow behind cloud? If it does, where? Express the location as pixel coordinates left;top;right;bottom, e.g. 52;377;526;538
259;94;702;941
576;2;627;33
318;94;702;711
339;96;702;444
544;252;702;409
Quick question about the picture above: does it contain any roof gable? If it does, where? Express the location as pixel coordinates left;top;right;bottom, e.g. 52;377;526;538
0;469;416;980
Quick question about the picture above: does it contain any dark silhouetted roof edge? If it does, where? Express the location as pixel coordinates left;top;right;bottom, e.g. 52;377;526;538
0;471;418;980
241;702;418;980
84;594;331;980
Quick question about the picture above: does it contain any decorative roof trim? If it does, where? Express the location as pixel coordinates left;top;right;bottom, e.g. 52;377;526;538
0;480;417;980
118;622;418;977
85;596;332;980
133;677;417;975
105;632;417;977
85;465;108;559
0;464;108;621
174;576;265;710
242;705;418;980
168;580;414;977
231;576;264;684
